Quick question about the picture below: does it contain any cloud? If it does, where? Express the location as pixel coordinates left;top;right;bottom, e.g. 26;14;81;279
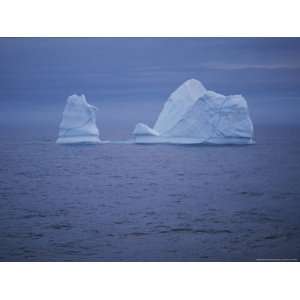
133;62;300;74
203;63;300;70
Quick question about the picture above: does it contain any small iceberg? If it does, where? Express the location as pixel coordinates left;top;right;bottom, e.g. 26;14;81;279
133;79;254;144
56;94;101;144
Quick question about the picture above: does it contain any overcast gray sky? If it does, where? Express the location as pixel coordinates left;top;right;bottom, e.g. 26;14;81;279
0;38;300;128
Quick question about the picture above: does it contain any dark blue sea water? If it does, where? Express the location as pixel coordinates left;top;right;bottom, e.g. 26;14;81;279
0;124;299;261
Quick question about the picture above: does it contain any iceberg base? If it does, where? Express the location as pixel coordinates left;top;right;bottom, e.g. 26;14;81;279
134;136;255;145
56;136;101;144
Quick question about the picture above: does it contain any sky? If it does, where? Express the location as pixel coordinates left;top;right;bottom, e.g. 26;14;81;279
0;38;300;132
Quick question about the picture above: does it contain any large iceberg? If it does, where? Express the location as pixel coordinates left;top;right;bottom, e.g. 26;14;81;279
133;79;254;144
56;94;101;144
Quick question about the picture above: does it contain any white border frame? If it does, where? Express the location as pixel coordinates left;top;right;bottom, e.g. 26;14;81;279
0;0;299;299
0;0;299;37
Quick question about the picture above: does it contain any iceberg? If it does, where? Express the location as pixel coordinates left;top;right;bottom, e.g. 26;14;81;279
133;79;254;144
56;94;101;144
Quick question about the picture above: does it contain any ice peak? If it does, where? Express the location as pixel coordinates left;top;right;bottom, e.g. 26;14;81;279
66;94;96;110
154;79;207;134
182;78;205;89
56;94;100;144
67;94;86;104
170;78;207;102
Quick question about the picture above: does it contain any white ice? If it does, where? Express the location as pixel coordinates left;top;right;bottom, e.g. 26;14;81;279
56;94;101;144
133;79;254;144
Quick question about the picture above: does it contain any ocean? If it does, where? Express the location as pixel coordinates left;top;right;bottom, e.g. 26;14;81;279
0;123;299;261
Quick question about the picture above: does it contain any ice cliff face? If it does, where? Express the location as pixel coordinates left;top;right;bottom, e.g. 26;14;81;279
154;79;206;134
133;79;254;144
56;94;100;144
